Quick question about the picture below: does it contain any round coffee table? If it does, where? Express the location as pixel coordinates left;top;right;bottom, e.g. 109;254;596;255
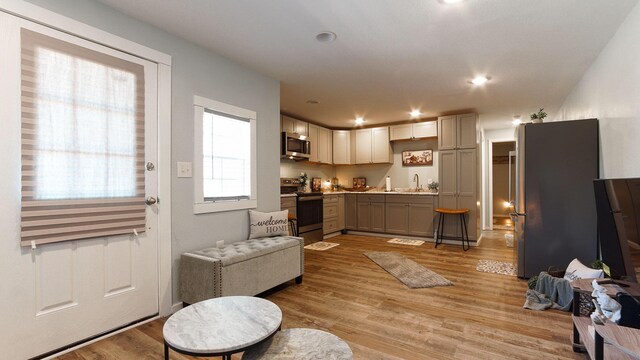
163;296;282;360
242;328;353;360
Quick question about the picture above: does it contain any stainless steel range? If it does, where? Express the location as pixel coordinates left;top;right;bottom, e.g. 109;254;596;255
280;178;323;245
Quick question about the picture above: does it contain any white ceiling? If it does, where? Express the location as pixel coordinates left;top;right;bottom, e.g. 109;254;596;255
95;0;637;130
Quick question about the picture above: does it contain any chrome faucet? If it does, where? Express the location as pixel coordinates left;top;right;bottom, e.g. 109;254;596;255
413;174;420;191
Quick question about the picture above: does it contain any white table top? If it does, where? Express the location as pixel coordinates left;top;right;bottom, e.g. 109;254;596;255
242;328;353;360
163;296;282;354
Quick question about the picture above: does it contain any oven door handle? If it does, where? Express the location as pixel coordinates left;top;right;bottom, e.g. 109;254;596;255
298;196;323;201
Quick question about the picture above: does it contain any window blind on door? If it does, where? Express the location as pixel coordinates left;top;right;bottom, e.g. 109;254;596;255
20;29;146;247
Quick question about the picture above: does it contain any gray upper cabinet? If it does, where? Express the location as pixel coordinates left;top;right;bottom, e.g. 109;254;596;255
437;113;478;241
281;115;308;136
317;126;332;164
389;124;413;141
355;129;372;164
309;124;332;164
390;121;437;141
438;113;477;150
333;130;353;165
355;127;392;164
457;113;477;149
307;123;319;162
438;115;457;150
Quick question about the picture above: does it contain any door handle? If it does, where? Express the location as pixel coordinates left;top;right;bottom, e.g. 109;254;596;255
145;196;157;205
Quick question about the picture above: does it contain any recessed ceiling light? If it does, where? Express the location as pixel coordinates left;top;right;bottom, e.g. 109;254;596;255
316;31;337;43
410;110;422;118
355;117;364;125
306;99;319;104
512;115;522;126
471;76;489;85
441;0;464;3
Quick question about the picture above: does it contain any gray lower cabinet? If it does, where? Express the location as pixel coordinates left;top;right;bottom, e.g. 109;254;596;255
437;147;478;240
408;203;434;237
345;194;358;230
385;195;435;236
385;202;409;234
323;194;345;235
356;194;385;232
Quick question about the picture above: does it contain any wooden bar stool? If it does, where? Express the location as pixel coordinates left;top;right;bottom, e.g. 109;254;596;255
287;213;298;236
435;208;470;251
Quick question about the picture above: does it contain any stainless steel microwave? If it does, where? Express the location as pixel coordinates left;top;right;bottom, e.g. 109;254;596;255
281;132;311;160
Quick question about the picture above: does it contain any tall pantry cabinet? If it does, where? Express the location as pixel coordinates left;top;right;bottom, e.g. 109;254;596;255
437;113;478;241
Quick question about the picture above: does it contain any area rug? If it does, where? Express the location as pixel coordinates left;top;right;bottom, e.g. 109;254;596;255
363;252;453;288
304;241;340;251
387;238;425;246
476;259;517;276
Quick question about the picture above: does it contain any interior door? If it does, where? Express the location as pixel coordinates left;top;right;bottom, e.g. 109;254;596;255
0;13;159;359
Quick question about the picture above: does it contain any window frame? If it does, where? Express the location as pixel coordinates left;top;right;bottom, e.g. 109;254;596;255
193;95;257;214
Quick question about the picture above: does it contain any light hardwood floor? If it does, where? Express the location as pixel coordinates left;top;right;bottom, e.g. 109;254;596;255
57;231;585;360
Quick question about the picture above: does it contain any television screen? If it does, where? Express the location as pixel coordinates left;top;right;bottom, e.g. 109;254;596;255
594;178;640;282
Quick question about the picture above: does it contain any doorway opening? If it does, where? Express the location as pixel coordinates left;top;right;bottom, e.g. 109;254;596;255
492;141;516;231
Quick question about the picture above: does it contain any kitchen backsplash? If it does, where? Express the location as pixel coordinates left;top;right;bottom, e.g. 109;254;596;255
335;139;438;189
280;159;336;182
280;138;438;190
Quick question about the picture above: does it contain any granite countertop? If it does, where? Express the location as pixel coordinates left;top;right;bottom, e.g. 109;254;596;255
280;194;297;198
322;190;438;196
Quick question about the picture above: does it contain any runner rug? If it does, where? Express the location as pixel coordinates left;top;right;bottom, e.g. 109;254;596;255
364;252;453;288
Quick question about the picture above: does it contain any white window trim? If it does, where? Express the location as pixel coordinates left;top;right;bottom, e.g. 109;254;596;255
193;95;257;214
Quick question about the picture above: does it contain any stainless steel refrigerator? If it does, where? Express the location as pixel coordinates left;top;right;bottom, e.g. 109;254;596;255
513;119;599;278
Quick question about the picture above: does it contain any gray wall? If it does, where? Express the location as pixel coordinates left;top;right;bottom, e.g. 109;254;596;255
26;0;281;303
556;1;640;178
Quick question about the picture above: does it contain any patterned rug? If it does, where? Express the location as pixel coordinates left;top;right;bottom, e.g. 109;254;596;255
364;252;453;288
304;241;340;251
387;238;425;246
476;259;517;276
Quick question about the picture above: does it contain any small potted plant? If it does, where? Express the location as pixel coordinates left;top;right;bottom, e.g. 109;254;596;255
298;172;308;192
427;181;439;193
530;108;547;124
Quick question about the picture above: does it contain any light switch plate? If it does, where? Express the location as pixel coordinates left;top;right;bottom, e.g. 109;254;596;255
177;162;192;178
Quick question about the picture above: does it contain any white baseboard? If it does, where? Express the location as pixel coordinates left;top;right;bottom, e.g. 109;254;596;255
42;315;160;360
171;302;184;314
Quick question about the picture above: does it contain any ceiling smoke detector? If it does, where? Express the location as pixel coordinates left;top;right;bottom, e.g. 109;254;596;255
316;31;337;43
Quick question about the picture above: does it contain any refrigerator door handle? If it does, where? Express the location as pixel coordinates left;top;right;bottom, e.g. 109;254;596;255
508;150;516;206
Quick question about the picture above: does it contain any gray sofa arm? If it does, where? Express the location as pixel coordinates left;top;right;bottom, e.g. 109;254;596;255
179;253;222;305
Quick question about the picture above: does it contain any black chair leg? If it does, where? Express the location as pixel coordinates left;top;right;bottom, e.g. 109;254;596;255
461;213;470;251
435;213;444;248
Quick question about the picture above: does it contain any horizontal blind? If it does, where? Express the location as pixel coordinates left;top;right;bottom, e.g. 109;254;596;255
20;29;146;247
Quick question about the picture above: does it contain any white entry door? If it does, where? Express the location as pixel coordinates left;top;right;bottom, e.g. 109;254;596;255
0;12;159;359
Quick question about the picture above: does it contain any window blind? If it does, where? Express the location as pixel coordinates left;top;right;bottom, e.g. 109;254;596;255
20;29;146;247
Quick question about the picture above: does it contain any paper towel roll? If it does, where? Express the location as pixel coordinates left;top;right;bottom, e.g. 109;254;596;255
385;176;391;192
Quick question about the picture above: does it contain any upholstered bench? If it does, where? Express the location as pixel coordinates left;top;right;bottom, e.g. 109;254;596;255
179;236;304;305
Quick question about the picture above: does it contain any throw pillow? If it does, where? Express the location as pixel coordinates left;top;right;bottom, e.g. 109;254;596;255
564;258;604;282
248;210;289;239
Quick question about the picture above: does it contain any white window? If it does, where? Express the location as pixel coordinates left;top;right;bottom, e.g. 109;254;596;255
21;29;147;246
193;96;257;213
